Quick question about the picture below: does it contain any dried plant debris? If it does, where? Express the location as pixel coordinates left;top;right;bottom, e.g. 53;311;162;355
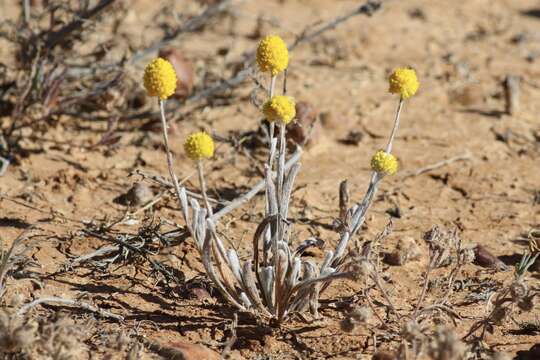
427;326;467;360
0;227;38;299
38;316;88;360
514;318;540;336
465;252;539;342
0;303;38;355
0;298;89;359
336;225;533;358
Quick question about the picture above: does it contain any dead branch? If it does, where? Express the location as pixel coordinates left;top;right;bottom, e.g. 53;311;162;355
220;313;238;359
17;296;124;321
402;152;472;179
68;245;119;266
81;229;180;281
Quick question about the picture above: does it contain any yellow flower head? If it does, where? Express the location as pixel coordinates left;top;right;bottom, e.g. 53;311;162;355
143;58;177;100
388;68;419;99
262;96;296;125
371;150;398;175
184;132;214;161
256;35;289;76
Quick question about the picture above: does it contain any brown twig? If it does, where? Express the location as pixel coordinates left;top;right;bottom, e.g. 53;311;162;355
364;288;389;329
220;313;238;359
339;180;349;223
402;152;472;179
503;75;520;115
412;257;436;317
371;267;401;320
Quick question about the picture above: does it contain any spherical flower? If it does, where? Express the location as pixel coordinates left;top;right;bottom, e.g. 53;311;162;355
184;132;214;161
256;35;289;76
262;96;296;125
143;58;177;100
388;67;419;99
371;150;398;175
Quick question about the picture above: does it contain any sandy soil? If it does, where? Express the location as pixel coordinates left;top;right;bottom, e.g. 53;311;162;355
1;0;540;359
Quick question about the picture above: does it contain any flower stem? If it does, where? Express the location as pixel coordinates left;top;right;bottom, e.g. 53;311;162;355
385;97;404;154
197;160;213;216
266;74;280;316
268;75;277;171
265;75;278;219
264;75;278;217
332;98;406;266
158;100;184;208
270;74;277;98
282;69;288;95
265;74;278;217
277;122;287;204
273;122;289;319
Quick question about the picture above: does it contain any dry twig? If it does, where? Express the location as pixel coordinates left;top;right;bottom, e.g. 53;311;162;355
17;296;124;321
220;313;238;359
402;152;472;179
